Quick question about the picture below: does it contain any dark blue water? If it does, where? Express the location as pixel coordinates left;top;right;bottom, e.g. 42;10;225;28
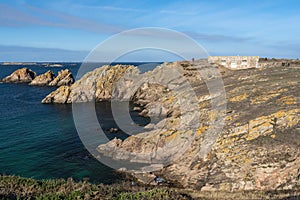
0;62;157;183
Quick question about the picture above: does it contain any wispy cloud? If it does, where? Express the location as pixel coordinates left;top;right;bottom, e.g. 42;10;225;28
184;31;253;43
0;3;124;34
0;45;88;62
0;3;250;44
27;5;125;34
159;9;198;16
0;4;45;27
77;5;145;13
0;1;299;60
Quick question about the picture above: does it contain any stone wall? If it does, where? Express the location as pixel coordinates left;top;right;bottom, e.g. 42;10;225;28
208;56;259;70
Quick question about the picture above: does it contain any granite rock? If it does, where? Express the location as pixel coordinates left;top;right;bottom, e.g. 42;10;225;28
2;68;36;83
29;70;55;86
48;69;74;87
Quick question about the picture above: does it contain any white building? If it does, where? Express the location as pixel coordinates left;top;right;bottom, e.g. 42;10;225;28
208;56;259;70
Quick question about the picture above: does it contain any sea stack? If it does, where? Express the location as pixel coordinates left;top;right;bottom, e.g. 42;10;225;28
2;68;36;83
29;70;56;86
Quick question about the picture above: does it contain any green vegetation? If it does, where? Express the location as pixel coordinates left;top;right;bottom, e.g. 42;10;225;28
0;175;189;200
1;175;299;199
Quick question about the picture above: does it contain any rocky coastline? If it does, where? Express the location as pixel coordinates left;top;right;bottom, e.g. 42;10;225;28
1;59;299;193
39;59;300;192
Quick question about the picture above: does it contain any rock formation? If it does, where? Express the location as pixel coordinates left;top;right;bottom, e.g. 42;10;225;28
41;86;71;104
2;68;36;83
29;70;55;86
42;60;300;192
42;65;136;103
1;68;75;87
48;69;74;86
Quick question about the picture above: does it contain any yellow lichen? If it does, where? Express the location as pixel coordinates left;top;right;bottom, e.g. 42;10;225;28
198;100;210;109
229;93;248;102
196;126;208;136
225;115;233;121
270;134;276;139
209;110;223;121
162;95;175;104
277;96;297;105
250;88;288;105
242;109;300;141
250;93;279;105
271;110;286;118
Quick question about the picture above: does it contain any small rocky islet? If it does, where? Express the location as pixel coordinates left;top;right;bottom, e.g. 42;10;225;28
1;67;36;83
1;59;300;198
1;67;74;86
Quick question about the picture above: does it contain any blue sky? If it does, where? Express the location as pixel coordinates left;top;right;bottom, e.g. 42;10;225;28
0;0;299;61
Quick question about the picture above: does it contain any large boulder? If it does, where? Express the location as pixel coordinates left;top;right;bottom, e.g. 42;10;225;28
48;69;74;87
2;68;36;83
29;70;55;86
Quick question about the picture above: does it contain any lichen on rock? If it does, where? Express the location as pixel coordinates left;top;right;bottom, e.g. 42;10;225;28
41;59;300;191
42;86;71;104
42;65;136;103
48;69;74;87
2;68;36;83
29;70;55;86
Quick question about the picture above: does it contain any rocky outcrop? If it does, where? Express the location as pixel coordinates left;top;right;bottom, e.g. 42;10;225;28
29;70;55;86
42;65;136;103
41;86;71;104
42;60;300;192
1;68;74;87
98;61;300;191
48;69;74;86
2;68;36;83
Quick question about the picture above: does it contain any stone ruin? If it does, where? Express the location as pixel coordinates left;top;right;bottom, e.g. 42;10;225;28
208;56;259;70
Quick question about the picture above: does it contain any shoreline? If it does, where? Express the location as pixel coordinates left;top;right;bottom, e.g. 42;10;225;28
1;59;299;194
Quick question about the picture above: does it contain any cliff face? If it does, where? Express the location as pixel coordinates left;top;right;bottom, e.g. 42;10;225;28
42;60;300;191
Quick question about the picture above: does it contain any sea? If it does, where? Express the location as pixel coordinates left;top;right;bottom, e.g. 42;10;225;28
0;62;159;184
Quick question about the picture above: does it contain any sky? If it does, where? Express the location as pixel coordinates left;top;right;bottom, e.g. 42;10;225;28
0;0;299;61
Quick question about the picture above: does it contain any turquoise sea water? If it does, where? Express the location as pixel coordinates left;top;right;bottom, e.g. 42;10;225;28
0;63;157;183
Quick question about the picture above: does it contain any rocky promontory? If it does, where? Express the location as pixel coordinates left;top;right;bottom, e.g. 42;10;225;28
41;60;300;192
42;65;136;103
